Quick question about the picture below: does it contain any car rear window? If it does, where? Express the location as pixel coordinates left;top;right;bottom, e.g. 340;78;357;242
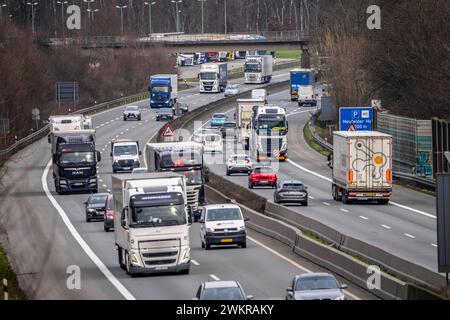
255;167;273;174
89;195;108;205
213;114;227;119
282;183;304;190
203;287;245;300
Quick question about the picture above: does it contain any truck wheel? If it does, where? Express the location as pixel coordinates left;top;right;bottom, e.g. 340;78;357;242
205;242;211;250
332;185;337;201
118;248;126;270
104;225;110;232
86;214;91;223
342;191;351;205
226;170;230;176
179;268;190;275
125;252;135;277
138;116;141;121
302;201;308;207
240;241;247;249
378;199;390;205
201;241;205;249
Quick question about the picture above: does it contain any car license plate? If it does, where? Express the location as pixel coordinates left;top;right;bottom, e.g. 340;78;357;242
221;239;233;243
155;266;168;271
365;193;375;197
124;167;131;170
260;181;269;184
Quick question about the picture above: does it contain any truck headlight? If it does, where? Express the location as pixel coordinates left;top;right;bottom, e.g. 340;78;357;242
334;295;346;301
237;226;246;231
207;228;215;233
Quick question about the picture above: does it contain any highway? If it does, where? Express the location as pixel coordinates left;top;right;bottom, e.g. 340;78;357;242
0;70;374;300
183;88;439;273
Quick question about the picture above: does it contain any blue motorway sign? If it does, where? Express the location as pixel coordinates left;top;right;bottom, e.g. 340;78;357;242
339;107;374;131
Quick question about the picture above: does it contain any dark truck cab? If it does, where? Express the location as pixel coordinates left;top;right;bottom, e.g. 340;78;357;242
51;131;101;194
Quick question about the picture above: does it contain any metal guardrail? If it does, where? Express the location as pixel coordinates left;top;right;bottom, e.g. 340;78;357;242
308;112;437;190
0;92;148;160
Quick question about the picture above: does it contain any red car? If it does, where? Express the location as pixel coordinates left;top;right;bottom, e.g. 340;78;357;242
103;194;114;232
248;166;277;189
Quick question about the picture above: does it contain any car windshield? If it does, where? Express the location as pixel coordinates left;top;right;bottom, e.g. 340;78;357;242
204;135;221;142
223;123;236;128
206;208;242;222
107;198;113;210
200;72;217;80
213;114;227;119
226;85;237;90
89;195;108;205
182;170;203;185
244;63;261;73
231;156;249;162
203;287;245;300
295;276;339;291
131;204;186;227
152;86;169;93
282;183;304;190
60;152;95;164
114;145;138;156
126;106;139;111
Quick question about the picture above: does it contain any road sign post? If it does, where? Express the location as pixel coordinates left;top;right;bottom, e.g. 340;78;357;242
0;119;10;149
161;123;175;142
32;108;40;131
437;174;450;282
339;107;374;131
56;82;79;110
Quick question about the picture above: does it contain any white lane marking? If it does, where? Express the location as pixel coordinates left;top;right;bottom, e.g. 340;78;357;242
308;196;315;200
248;236;361;301
323;202;331;206
340;209;350;213
41;161;135;300
286;159;435;220
404;233;416;239
359;216;369;221
104;145;108;148
431;243;438;248
191;260;200;266
99;179;104;183
381;225;392;230
95;126;100;129
126;129;129;131
107;189;111;193
102;184;107;188
210;274;221;281
120;132;124;135
145;120;149;123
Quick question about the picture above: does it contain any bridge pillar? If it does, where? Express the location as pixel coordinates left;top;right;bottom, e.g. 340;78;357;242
301;48;310;69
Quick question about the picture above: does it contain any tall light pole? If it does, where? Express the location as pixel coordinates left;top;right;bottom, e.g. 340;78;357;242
224;0;227;34
171;0;182;33
56;1;68;37
197;0;206;34
87;8;99;23
0;3;7;24
144;1;156;35
26;2;39;39
115;5;127;36
83;0;95;26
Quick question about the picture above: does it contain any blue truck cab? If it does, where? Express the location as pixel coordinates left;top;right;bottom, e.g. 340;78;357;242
149;74;178;109
290;69;315;101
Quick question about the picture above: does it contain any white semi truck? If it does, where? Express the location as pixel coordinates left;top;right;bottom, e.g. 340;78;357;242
110;140;142;173
235;98;266;151
244;55;273;84
329;131;393;205
113;173;191;276
250;106;288;162
199;63;228;93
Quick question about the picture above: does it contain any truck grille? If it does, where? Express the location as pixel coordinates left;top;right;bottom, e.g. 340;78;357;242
187;186;200;209
139;239;180;268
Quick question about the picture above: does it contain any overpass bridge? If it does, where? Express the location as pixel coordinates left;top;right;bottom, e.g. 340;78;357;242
38;31;310;53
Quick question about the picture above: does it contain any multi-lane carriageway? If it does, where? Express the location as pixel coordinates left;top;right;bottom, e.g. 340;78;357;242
0;69;436;300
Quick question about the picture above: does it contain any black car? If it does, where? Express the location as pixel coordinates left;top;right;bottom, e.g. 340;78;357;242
84;193;109;222
286;273;347;300
274;180;308;206
220;121;237;138
179;103;189;114
156;108;174;121
103;194;114;232
193;281;253;300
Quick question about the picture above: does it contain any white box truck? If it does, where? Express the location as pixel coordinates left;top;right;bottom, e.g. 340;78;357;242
236;99;266;150
199;63;228;93
113;173;191;276
244;55;273;84
251;89;268;104
330;131;393;205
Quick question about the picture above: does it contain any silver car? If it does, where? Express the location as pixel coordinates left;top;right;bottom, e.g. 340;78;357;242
193;281;253;300
224;84;239;97
286;273;347;300
123;105;141;121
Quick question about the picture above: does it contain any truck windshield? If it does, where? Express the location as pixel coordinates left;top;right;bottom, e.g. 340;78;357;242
182;170;202;185
200;72;217;80
160;152;203;169
258;118;287;130
131;204;186;227
244;63;261;73
60;152;95;164
114;145;138;156
152;86;169;93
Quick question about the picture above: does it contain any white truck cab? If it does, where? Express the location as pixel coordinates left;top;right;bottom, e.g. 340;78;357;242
111;140;141;173
113;173;191;276
199;204;249;250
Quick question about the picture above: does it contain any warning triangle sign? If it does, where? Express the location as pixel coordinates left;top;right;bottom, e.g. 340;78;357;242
161;124;175;138
348;121;357;132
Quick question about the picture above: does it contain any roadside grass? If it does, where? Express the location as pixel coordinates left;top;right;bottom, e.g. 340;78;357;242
0;247;26;300
303;122;331;157
276;50;301;59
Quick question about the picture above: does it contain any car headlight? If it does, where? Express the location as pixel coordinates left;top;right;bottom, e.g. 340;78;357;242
206;228;215;233
88;209;96;213
334;295;346;300
237;226;246;231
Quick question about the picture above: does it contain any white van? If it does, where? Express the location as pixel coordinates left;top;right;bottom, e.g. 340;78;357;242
202;133;223;154
199;204;249;250
297;85;317;107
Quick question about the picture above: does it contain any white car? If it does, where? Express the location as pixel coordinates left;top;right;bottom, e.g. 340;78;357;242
132;167;148;174
123;105;142;121
224;84;239;97
202;133;223;153
226;155;253;176
199;204;249;250
192;128;221;143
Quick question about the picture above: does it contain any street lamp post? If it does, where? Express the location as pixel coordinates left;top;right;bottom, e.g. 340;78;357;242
115;5;128;36
171;0;182;33
197;0;206;34
83;0;95;27
144;1;156;35
224;0;227;34
0;3;7;24
26;2;39;39
87;8;99;23
56;1;68;37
